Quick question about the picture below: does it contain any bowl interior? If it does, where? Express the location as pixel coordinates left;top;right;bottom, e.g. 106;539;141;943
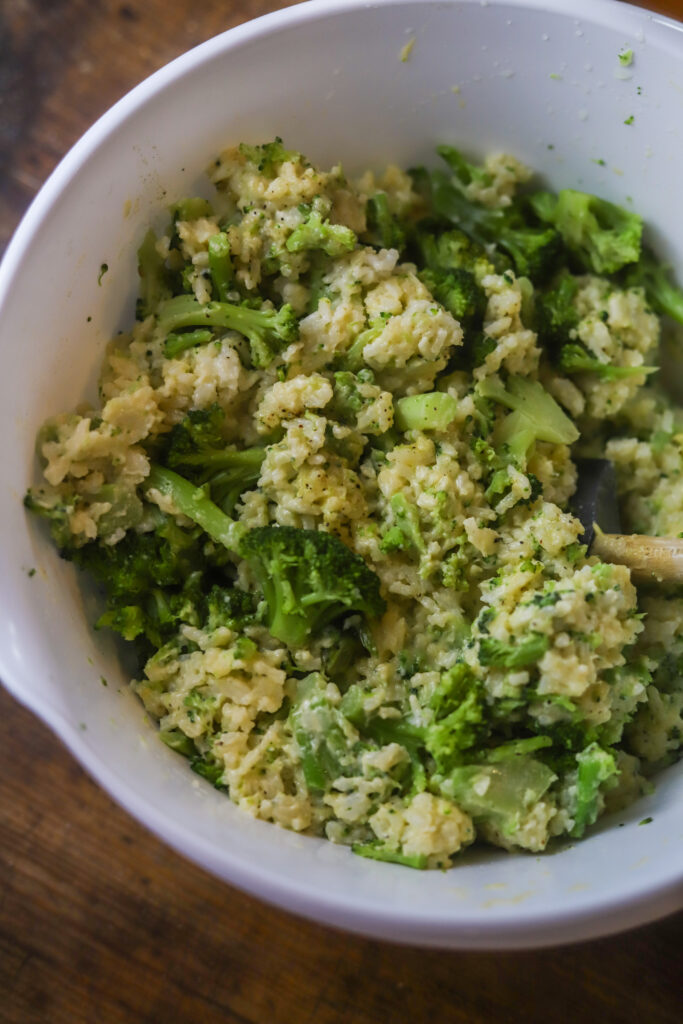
1;0;682;948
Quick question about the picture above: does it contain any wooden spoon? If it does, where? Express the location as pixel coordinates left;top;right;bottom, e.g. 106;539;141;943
572;458;683;584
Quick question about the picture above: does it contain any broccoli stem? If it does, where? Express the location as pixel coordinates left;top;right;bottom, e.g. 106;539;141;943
208;232;234;302
145;465;246;552
164;328;214;359
395;392;459;432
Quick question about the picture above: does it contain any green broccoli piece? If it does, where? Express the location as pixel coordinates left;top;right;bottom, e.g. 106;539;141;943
145;466;385;648
478;375;579;463
394;391;459;432
338;321;385;372
170;197;214;222
164;406;265;514
535;271;579;350
238;138;301;176
435;757;557;835
570;743;619;837
204;584;255;632
426;664;486;772
558;343;658;380
208;231;234;302
416;147;564;282
157;294;298;368
286;208;357;258
530;188;642;274
164;328;215;359
418;266;486;327
478;633;550;669
622;246;683;325
326;369;380;427
240;525;386;648
352;842;428;870
289;673;358;790
380;493;425;556
364;191;407;252
136;228;171;320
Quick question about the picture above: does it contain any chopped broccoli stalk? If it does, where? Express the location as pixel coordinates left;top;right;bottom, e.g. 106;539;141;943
286;209;357;257
239;525;385;648
559;343;658;380
136;228;170;320
478;376;579;458
352;842;428;869
418;267;486;327
479;632;550;669
530;188;642;274
622;247;683;325
156;295;298;368
289;673;356;790
535;271;579;349
365;192;407;251
208;232;234;302
165;406;265;514
435;758;557;835
571;742;618;837
145;464;247;552
394;392;459;432
164;328;214;359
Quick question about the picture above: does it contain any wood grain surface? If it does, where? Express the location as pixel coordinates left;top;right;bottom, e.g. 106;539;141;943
1;2;682;1022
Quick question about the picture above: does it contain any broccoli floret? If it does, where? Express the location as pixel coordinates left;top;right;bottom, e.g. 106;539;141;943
145;465;385;648
478;375;579;463
622;246;683;325
326;370;371;424
286;207;357;258
570;743;619;837
170;197;214;222
136;228;171;320
414;147;564;282
365;191;407;252
240;525;386;648
204;584;255;632
418;266;486;327
558;343;658;380
238;137;301;176
157;295;298;368
425;664;486;772
530;188;642;274
164;406;265;514
535;271;579;349
413;225;488;275
380;493;425;556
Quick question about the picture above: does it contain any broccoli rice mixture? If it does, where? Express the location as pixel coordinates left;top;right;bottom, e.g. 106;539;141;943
26;139;683;869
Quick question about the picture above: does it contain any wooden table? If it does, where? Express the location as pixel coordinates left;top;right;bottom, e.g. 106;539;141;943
1;2;682;1021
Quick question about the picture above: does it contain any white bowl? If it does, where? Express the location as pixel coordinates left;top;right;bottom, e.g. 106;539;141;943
1;0;682;949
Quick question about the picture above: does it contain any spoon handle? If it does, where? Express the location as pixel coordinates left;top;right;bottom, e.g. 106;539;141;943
592;531;683;583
